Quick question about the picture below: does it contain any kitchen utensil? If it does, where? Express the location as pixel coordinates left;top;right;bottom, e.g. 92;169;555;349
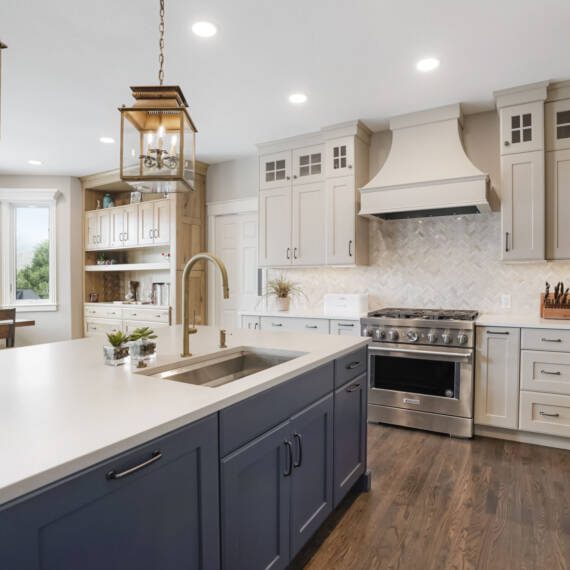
545;282;550;306
563;288;570;306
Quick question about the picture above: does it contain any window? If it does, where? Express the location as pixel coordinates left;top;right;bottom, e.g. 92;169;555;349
0;189;58;310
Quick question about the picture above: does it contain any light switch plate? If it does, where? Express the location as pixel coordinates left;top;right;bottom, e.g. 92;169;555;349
500;294;511;309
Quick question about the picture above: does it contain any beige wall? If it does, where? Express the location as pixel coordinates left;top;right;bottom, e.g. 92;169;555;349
0;175;83;345
206;156;258;203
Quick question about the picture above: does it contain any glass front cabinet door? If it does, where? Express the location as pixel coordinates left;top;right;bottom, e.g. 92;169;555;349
325;136;355;177
499;101;544;155
292;144;324;184
259;151;291;190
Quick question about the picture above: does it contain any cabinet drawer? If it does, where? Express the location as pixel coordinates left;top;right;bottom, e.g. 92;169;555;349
520;391;570;437
219;362;334;456
522;328;570;351
84;305;122;319
334;346;367;388
521;350;570;395
122;308;170;323
260;316;296;331
84;318;122;336
292;318;329;334
330;319;360;336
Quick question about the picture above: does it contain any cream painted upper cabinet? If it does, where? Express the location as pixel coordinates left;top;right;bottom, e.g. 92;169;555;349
259;151;291;190
85;210;110;250
546;148;570;259
475;327;521;429
325;136;355;178
291;182;326;265
110;205;138;248
292;144;324;185
499;101;544;155
325;176;355;264
138;199;171;246
259;187;292;266
501;150;545;261
546;99;570;151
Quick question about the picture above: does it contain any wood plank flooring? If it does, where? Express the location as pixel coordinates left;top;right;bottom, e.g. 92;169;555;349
291;424;570;570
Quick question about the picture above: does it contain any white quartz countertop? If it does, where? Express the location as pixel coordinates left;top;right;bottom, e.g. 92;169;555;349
0;326;369;506
239;309;365;320
476;313;570;330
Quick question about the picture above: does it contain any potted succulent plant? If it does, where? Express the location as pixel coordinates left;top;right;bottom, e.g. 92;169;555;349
265;275;305;312
103;331;130;366
128;326;158;365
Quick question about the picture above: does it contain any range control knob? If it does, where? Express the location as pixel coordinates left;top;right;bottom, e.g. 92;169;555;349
427;332;439;343
457;333;468;345
387;329;399;341
407;329;419;342
363;326;373;337
441;333;453;344
374;328;386;341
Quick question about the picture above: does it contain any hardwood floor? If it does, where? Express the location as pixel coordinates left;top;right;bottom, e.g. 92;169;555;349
292;424;570;570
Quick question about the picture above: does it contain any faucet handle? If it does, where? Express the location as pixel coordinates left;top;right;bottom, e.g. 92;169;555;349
188;310;198;335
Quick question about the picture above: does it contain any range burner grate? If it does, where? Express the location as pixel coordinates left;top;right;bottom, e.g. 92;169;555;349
368;308;479;321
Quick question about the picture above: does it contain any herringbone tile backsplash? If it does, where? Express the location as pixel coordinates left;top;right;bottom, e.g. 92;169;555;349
269;213;570;315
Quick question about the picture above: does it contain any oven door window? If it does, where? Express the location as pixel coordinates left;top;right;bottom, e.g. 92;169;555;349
371;354;459;398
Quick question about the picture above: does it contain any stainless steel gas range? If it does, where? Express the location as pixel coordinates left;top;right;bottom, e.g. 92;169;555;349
361;308;478;438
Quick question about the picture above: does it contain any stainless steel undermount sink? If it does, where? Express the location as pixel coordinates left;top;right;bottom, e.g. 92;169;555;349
145;347;304;388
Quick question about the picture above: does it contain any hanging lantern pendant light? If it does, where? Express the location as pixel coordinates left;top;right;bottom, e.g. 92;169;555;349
119;0;197;193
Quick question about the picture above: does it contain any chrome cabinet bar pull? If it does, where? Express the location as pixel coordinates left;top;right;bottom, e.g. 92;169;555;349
346;361;360;369
106;450;162;480
305;324;318;329
293;247;298;259
487;331;509;335
283;440;293;476
286;248;291;260
542;338;563;343
539;411;560;418
346;382;361;392
293;433;302;468
540;369;562;375
338;323;355;327
272;323;283;327
348;239;353;257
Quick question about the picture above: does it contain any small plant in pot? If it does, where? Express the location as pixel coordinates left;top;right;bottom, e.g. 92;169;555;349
265;274;305;312
128;327;158;366
103;331;130;366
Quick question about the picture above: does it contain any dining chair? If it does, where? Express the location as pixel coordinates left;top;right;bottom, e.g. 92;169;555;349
0;323;15;349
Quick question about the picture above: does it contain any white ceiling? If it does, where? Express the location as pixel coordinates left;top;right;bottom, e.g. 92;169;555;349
1;0;569;176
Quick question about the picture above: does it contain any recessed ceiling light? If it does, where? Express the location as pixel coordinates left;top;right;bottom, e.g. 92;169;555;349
27;159;43;166
288;92;308;104
191;21;217;38
416;57;440;72
99;136;115;144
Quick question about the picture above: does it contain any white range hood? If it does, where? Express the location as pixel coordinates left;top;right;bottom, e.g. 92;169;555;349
360;104;492;219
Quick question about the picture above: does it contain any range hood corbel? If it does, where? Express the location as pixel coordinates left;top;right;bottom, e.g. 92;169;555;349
360;104;493;220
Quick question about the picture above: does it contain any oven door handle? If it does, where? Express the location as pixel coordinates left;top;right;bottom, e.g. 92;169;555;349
368;345;472;363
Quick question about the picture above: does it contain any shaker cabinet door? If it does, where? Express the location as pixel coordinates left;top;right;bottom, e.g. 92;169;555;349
109;207;126;248
138;202;156;245
291;182;326;266
292;144;324;185
475;327;521;429
501;150;545;261
258;188;292;266
325;176;355;264
325;136;355;178
546;148;570;260
153;199;171;245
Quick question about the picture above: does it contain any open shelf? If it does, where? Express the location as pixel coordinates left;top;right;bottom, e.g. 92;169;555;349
85;262;170;272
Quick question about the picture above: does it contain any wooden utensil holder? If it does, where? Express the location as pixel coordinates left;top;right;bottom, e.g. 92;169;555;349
540;293;570;319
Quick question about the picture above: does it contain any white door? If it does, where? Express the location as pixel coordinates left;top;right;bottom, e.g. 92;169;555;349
98;210;111;249
292;144;324;185
138;202;155;245
499;101;544;155
123;204;138;247
85;211;100;250
475;327;521;429
501;150;545;261
291;182;325;265
546;148;570;260
259;188;291;266
325;136;355;178
259;151;291;190
154;199;171;245
325;176;355;264
213;212;258;329
109;207;126;248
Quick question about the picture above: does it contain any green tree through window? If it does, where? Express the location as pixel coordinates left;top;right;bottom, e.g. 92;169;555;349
16;239;49;299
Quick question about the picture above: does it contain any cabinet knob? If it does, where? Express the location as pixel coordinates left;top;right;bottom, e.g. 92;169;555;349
348;164;353;169
293;175;298;179
504;141;510;146
286;176;290;180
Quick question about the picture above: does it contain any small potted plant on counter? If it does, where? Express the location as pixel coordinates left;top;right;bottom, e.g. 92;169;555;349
265;274;305;312
103;331;130;366
128;326;158;367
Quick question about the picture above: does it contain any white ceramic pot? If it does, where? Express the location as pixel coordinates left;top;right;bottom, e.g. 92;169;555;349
276;297;290;311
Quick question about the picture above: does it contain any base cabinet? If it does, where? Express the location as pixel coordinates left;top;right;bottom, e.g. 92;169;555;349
0;415;220;570
333;374;367;507
475;327;521;429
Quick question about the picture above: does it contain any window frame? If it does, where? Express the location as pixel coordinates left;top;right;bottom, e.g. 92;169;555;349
0;189;59;312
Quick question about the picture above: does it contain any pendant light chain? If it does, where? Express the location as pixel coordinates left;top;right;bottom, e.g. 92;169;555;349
158;0;165;85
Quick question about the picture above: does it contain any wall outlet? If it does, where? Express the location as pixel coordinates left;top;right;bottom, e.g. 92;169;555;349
500;294;511;309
